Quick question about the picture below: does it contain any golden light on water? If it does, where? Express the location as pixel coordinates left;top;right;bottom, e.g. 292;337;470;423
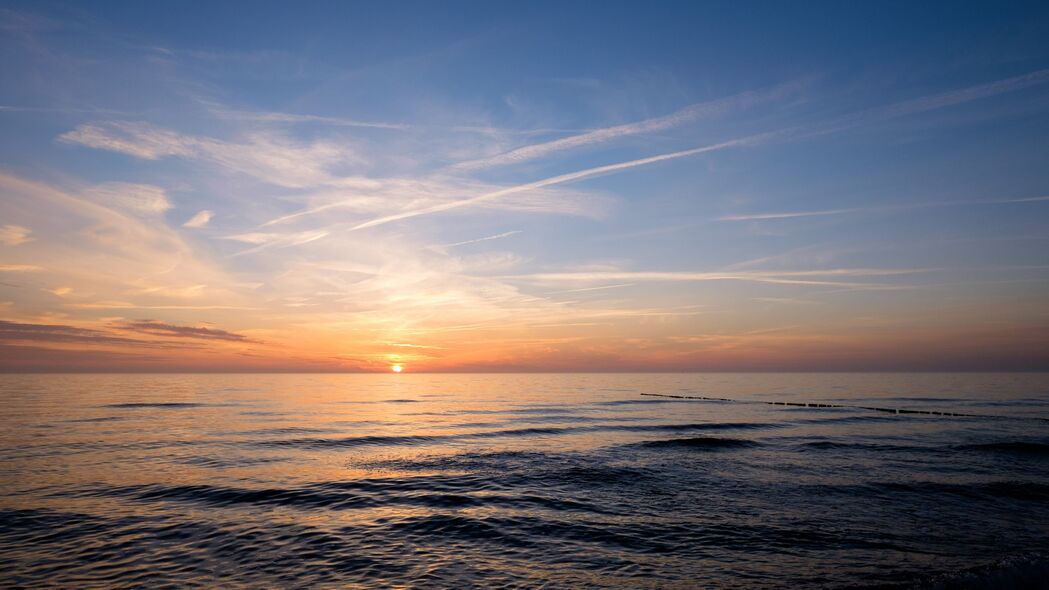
391;364;403;373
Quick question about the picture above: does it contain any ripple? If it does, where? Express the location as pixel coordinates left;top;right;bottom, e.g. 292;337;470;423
633;436;759;450
956;441;1049;456
64;479;608;514
103;402;210;409
258;422;774;449
5;374;1049;589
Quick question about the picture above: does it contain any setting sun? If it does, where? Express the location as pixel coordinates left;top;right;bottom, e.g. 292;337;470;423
391;365;403;373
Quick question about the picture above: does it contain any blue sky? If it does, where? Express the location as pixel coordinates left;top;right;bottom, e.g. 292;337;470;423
1;1;1048;371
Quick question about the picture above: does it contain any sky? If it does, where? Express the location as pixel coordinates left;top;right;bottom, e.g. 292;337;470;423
1;1;1049;372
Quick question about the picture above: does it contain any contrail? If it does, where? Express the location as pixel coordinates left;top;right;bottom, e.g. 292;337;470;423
350;133;776;232
442;230;522;248
450;80;804;171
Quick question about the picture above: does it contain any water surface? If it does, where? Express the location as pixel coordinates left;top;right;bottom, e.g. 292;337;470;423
2;373;1048;588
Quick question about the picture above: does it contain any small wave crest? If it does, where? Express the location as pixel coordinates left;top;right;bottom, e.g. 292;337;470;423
103;402;209;409
956;441;1049;456
635;436;758;450
913;553;1049;589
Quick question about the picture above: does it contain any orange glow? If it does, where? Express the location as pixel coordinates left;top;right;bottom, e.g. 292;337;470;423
391;364;403;373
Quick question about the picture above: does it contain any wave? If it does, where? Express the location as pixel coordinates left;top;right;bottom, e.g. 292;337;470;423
387;513;677;553
622;422;772;432
70;480;606;514
798;440;927;453
227;427;341;436
103;402;209;409
872;480;1049;502
793;414;920;425
353;450;659;488
911;553;1049;589
260;433;446;448
635;436;758;450
258;421;773;449
175;455;289;469
64;416;126;423
404;407;586;417
956;441;1049;456
593;399;691;406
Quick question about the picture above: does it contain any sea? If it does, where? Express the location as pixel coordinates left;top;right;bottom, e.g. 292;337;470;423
1;373;1048;589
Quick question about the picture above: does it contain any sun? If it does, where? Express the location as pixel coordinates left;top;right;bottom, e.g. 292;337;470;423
391;364;403;373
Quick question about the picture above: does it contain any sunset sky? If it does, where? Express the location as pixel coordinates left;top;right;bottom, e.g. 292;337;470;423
1;1;1048;372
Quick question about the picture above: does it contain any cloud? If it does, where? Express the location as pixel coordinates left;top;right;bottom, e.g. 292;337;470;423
0;8;63;33
132;284;207;298
183;210;213;228
59;121;359;188
719;208;860;221
59;121;193;159
0;264;43;272
209;107;411;130
0;319;253;349
549;283;636;294
260;177;609;228
719;195;1049;222
450;80;804;170
115;319;254;342
222;230;331;256
0;173;247;313
337;69;1048;233
502;268;931;288
0;225;32;246
349;133;771;231
442;230;521;248
804;68;1049;139
0;319;148;346
0;344;155;371
209;105;580;136
83;182;172;215
869;68;1049;120
64;302;258;310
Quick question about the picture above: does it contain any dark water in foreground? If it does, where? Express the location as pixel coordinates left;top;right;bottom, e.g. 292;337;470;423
2;373;1048;589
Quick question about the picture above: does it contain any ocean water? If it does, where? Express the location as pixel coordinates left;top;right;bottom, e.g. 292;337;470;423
1;373;1048;589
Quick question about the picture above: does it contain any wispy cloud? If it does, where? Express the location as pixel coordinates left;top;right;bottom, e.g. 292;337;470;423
866;68;1049;120
719;208;862;221
0;264;43;272
719;195;1049;221
183;210;213;228
83;182;172;215
450;80;804;171
259;177;608;228
0;173;247;319
412;69;1049;233
442;230;521;248
0;225;32;246
115;319;255;342
223;230;331;256
59;121;192;160
350;133;773;231
59;121;360;188
209;107;411;130
5;14;1049;374
504;268;931;288
64;302;258;310
549;283;636;294
806;68;1049;138
0;319;152;346
209;104;584;136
